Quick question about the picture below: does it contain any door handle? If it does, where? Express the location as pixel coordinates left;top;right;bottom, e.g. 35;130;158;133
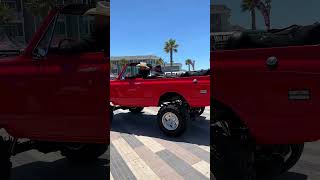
266;56;278;69
135;82;142;85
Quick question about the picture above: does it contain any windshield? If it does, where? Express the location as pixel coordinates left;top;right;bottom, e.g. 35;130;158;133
0;1;101;58
211;0;320;50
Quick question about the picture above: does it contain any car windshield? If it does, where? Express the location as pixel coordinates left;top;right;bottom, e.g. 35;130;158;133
211;0;320;50
122;65;142;79
0;2;104;58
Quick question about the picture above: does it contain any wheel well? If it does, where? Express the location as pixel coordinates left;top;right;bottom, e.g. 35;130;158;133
212;98;246;128
158;92;186;106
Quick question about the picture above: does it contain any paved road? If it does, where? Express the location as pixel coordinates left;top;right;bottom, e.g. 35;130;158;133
110;107;211;180
0;130;109;180
273;141;320;180
0;106;318;180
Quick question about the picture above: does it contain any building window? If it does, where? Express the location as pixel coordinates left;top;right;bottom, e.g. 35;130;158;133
3;23;23;37
56;22;66;35
2;0;17;10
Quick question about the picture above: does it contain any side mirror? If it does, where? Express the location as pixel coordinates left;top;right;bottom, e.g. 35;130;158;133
32;48;46;60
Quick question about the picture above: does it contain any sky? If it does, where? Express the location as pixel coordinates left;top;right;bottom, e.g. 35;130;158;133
213;0;320;30
110;0;210;70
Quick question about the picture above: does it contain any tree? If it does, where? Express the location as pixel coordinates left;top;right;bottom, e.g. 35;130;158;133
0;3;12;26
185;59;192;71
25;0;57;17
25;0;57;31
241;0;258;30
118;59;128;68
164;39;179;74
242;0;272;31
156;58;164;66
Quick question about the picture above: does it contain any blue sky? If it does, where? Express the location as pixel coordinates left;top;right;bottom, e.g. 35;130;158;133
110;0;210;70
214;0;320;30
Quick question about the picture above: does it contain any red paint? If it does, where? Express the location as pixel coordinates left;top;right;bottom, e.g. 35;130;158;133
110;65;210;108
212;45;320;144
0;7;109;144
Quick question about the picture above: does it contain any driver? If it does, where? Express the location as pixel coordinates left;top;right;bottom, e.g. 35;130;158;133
136;62;150;78
60;1;109;55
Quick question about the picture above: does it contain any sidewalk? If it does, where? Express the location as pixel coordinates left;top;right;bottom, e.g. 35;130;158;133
110;107;211;180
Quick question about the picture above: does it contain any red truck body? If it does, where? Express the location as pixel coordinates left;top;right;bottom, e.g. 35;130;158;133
0;6;109;144
212;45;320;144
110;64;210;108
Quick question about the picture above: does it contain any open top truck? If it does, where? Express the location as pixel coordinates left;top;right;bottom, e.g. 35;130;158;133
110;62;210;136
211;24;320;180
0;3;109;179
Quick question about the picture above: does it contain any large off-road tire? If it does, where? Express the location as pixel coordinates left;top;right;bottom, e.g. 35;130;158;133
0;137;12;180
211;110;256;180
157;103;190;137
255;144;304;178
61;143;108;163
129;107;144;114
280;144;304;173
110;105;114;123
190;107;205;119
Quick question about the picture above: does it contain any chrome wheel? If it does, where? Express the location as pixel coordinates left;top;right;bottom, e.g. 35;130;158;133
162;112;179;130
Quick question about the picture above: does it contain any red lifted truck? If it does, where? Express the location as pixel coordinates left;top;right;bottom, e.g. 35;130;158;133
110;63;210;136
211;25;320;180
0;4;109;179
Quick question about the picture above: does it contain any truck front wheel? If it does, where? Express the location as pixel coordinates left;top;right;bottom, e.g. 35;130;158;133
61;143;108;163
129;107;144;114
157;103;189;137
0;137;11;180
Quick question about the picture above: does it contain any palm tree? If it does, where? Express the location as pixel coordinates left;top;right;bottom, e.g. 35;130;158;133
25;0;57;17
0;2;13;48
164;39;179;74
156;58;164;66
24;0;57;31
241;0;258;30
185;59;192;71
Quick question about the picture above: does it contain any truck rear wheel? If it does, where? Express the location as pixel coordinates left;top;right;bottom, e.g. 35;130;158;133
211;110;256;180
0;137;11;180
190;107;205;119
61;143;108;163
129;107;144;114
157;103;189;137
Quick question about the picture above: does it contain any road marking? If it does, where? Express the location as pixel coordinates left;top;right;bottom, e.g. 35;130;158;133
192;160;211;179
112;138;161;180
135;135;165;153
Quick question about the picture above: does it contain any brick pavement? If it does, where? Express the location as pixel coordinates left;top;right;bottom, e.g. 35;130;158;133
110;107;211;180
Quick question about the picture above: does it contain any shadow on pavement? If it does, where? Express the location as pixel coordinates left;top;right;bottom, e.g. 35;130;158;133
12;158;109;180
112;111;210;146
270;172;308;180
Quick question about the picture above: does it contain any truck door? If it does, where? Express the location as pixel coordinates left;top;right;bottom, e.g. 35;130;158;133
26;12;108;143
112;65;143;106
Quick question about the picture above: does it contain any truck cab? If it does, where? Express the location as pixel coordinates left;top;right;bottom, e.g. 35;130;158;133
0;3;110;179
